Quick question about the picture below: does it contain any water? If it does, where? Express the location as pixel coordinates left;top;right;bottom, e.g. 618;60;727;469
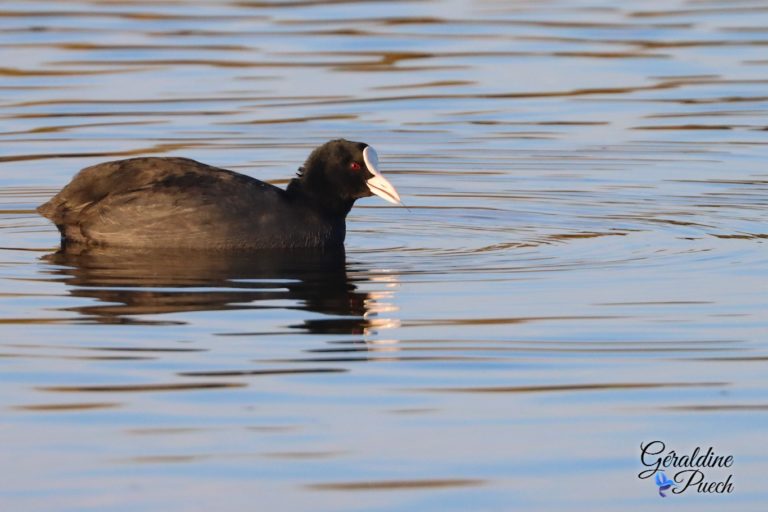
1;1;766;510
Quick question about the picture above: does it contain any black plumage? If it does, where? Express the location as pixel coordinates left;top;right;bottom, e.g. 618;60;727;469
37;139;401;250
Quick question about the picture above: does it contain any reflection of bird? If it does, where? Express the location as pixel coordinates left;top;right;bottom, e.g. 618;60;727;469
655;471;675;497
41;247;373;333
38;139;400;250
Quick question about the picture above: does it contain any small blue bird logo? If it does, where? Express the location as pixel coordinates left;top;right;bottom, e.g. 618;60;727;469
655;471;676;497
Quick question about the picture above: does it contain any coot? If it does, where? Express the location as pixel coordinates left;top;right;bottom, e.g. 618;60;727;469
38;139;401;250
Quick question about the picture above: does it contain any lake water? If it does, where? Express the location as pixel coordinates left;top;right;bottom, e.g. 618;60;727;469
1;1;766;510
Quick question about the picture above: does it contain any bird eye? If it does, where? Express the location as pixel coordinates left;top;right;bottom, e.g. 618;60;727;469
350;162;361;171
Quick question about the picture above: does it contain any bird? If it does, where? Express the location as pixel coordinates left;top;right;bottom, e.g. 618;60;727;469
655;472;676;497
37;139;401;250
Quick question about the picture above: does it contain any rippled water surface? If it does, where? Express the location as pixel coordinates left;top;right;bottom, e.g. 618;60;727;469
1;1;767;510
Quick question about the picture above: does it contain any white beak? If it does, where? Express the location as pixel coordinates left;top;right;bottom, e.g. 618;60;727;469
363;146;401;205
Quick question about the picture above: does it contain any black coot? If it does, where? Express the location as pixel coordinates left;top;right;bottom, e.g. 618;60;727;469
37;139;401;250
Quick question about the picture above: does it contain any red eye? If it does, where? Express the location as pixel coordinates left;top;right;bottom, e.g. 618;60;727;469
350;162;361;171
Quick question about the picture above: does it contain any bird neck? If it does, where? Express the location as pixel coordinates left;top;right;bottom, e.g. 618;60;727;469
286;178;354;218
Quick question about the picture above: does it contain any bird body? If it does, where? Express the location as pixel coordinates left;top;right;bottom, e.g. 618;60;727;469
37;140;400;250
